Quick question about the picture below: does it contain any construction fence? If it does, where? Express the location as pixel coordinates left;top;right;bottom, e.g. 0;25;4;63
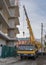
0;45;17;58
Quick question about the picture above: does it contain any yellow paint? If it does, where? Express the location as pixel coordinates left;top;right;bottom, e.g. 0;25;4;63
17;50;36;54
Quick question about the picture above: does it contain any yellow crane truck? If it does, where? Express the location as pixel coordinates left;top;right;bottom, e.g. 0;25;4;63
17;5;42;59
17;44;38;59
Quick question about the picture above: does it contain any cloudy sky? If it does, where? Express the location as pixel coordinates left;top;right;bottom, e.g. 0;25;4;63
17;0;46;39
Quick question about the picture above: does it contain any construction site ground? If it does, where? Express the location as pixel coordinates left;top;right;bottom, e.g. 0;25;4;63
0;55;46;65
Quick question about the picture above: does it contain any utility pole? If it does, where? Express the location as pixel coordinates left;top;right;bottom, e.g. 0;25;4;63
41;23;43;54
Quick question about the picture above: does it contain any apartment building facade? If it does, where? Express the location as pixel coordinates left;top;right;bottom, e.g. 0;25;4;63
0;0;19;46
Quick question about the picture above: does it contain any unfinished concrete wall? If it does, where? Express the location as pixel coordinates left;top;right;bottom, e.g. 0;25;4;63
0;39;6;45
0;0;10;45
0;0;19;46
7;0;19;46
0;0;9;22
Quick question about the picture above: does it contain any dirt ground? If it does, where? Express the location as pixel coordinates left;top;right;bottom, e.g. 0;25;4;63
8;56;46;65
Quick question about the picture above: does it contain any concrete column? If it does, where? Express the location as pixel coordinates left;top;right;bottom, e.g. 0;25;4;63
7;0;19;46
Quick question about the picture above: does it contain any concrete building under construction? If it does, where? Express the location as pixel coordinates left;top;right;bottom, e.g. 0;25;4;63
0;0;19;46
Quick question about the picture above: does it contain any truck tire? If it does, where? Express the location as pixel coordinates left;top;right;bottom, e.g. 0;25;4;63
33;55;37;60
20;56;23;60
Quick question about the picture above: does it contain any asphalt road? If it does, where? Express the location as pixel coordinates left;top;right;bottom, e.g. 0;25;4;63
8;56;46;65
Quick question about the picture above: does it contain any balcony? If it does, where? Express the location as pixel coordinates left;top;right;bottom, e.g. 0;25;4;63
0;0;10;16
8;27;19;38
0;0;10;25
8;17;20;28
9;0;19;6
5;0;10;7
9;6;19;17
0;11;9;28
0;31;18;41
0;31;8;40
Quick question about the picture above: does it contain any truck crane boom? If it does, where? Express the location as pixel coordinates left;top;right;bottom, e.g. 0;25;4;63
23;5;42;49
23;5;35;43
